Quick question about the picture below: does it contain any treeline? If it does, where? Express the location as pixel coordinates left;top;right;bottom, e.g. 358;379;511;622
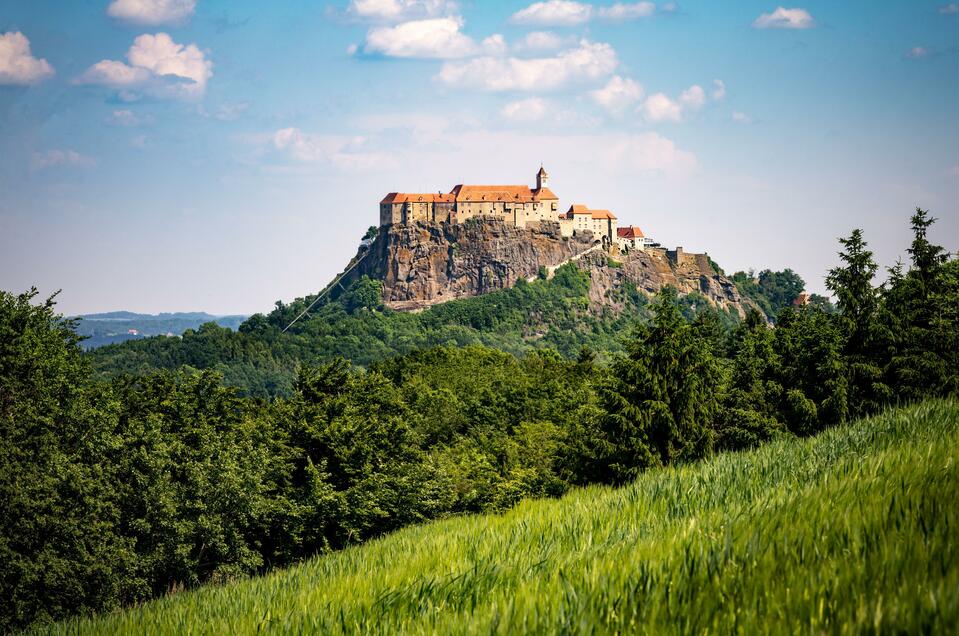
1;209;956;630
86;260;739;398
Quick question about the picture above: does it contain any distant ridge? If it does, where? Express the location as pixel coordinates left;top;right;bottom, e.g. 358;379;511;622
73;311;248;349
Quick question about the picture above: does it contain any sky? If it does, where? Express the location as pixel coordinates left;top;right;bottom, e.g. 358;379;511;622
1;0;957;316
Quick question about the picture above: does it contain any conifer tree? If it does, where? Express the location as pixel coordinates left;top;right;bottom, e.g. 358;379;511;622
598;287;720;483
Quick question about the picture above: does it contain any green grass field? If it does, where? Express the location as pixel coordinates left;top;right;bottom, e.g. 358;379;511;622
40;400;959;635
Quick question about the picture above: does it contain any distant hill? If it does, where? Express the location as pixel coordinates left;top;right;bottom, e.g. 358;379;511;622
72;312;247;349
47;400;959;634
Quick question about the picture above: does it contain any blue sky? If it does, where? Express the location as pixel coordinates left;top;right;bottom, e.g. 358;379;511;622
1;0;957;315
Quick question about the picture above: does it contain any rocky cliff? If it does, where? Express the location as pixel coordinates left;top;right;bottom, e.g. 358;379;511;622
344;219;750;316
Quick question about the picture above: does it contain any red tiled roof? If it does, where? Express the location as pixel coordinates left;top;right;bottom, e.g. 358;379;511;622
590;209;616;220
381;193;455;204
617;226;645;239
567;204;590;215
450;185;558;202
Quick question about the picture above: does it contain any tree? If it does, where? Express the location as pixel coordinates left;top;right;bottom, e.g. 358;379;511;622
880;209;958;400
716;311;785;450
0;289;132;629
597;287;720;483
825;229;889;416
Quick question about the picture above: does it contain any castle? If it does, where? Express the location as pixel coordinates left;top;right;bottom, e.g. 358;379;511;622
379;167;619;244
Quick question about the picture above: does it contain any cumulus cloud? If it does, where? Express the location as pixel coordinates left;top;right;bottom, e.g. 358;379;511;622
261;116;695;179
752;7;814;29
640;82;713;123
590;75;643;113
939;3;959;14
271;127;397;171
679;84;705;110
514;31;567;51
640;93;682;123
362;17;500;58
511;1;671;25
0;32;55;85
76;32;212;99
511;0;592;26
107;0;196;26
500;97;550;122
597;2;656;20
31;149;95;170
436;39;617;91
347;0;458;21
905;46;931;59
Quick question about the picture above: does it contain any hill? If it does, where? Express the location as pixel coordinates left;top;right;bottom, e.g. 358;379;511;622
72;311;247;349
86;215;768;396
39;400;959;634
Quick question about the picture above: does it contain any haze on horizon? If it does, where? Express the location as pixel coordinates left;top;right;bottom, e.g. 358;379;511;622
1;0;957;316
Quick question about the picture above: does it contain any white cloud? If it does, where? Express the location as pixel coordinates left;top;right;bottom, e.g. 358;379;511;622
679;84;705;110
939;3;959;14
598;2;656;20
76;33;212;99
107;0;196;26
641;92;683;122
364;17;483;58
590;75;643;113
511;1;671;25
260;116;695;179
511;1;592;26
640;83;713;122
501;97;550;122
711;79;726;100
0;32;55;85
906;46;930;59
347;0;458;21
31;149;95;170
436;39;617;91
514;31;567;51
752;7;814;29
604;131;696;175
732;111;752;124
481;34;508;56
271;127;397;171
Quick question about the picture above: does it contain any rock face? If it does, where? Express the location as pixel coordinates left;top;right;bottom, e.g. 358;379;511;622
345;219;749;316
578;249;748;317
348;219;595;310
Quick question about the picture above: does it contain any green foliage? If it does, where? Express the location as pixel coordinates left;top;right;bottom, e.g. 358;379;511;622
0;289;133;629
596;288;720;482
87;264;642;396
40;400;959;635
731;268;806;321
5;206;959;631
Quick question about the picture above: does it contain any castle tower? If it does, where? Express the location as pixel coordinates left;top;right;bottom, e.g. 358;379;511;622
536;165;549;190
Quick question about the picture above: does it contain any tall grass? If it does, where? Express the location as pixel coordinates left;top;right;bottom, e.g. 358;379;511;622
40;400;959;634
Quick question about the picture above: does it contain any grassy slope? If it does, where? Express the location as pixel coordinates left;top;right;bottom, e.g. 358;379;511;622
42;401;958;634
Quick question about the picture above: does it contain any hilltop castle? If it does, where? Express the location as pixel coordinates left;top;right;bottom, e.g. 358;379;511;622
379;167;618;243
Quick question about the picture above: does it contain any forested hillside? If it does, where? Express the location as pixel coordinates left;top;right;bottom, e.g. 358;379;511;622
2;208;957;631
38;399;959;635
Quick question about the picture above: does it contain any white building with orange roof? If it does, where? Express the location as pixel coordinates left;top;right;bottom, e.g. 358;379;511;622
378;166;618;244
616;225;656;252
560;204;617;244
379;166;559;228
